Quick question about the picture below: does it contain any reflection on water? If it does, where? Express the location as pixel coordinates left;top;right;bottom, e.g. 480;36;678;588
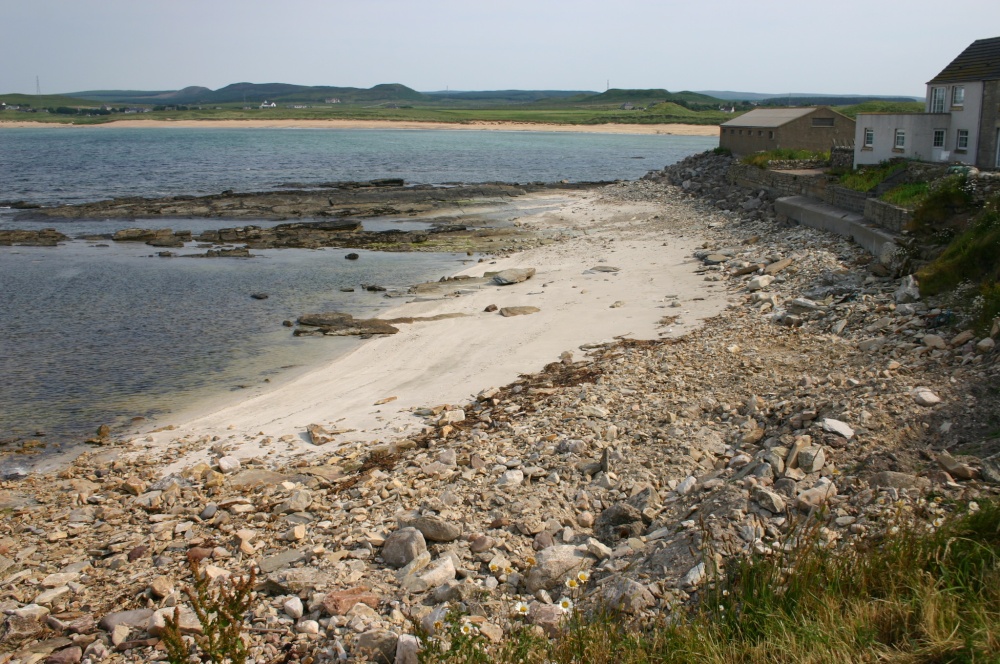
0;240;467;445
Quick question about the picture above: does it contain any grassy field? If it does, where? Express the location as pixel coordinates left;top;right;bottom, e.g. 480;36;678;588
0;105;732;126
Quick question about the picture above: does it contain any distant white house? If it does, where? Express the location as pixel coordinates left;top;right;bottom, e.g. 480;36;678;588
260;100;277;109
855;36;1000;170
325;98;342;104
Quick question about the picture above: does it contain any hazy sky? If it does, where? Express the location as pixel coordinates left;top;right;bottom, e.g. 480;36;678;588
4;0;999;97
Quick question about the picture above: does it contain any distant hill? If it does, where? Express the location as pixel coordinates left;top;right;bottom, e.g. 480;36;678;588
760;95;923;106
0;93;103;108
62;83;428;106
69;87;212;103
697;90;922;104
578;88;722;105
424;90;596;102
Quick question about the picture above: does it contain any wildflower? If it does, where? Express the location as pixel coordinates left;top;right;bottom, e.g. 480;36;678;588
460;622;475;636
433;620;445;632
969;501;980;513
504;566;514;575
513;601;529;616
933;517;945;528
525;556;536;567
889;526;900;535
576;570;590;583
489;562;499;573
565;578;579;589
558;597;573;612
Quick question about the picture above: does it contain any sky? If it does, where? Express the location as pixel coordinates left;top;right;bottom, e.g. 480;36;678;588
4;0;1000;98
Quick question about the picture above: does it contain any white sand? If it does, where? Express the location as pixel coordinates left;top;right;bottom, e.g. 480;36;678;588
0;118;718;136
134;189;730;470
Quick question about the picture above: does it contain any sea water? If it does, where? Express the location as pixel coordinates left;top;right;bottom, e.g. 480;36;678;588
0;127;716;460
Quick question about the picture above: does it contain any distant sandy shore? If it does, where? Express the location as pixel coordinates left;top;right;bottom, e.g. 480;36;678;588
0;118;718;136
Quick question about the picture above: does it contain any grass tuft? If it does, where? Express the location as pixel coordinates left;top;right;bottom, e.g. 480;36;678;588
420;500;1000;663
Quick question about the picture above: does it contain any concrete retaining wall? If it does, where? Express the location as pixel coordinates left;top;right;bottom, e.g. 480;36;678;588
775;196;900;263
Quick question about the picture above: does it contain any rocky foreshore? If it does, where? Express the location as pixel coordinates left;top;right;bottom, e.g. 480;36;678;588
12;182;599;222
1;154;998;663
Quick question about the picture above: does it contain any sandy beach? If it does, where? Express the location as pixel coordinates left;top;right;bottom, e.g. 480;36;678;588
0;118;719;136
135;187;730;472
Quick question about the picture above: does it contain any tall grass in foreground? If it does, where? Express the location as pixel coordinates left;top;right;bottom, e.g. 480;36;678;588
421;500;1000;663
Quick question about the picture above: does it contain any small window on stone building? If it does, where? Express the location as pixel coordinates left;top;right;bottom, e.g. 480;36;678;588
894;129;906;149
811;117;835;127
863;128;874;147
768;131;774;139
930;87;946;113
957;129;969;150
952;86;965;107
933;129;945;148
758;130;763;136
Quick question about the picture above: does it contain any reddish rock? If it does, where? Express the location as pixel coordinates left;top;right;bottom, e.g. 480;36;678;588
321;587;379;615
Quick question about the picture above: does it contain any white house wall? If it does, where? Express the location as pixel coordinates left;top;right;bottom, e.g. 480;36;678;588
854;113;951;166
924;81;984;164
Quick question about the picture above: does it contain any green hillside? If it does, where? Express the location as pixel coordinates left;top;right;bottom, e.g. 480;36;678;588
837;100;926;118
0;93;105;108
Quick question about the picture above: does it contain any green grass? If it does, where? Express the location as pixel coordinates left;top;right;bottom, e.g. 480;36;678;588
836;100;926;119
881;182;930;208
1;96;731;127
839;160;907;192
741;148;830;169
421;499;1000;663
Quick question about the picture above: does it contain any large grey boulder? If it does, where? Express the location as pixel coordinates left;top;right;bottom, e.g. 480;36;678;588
492;268;536;285
381;528;427;568
524;545;592;592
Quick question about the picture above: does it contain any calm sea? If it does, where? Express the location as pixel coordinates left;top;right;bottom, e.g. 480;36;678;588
0;127;715;468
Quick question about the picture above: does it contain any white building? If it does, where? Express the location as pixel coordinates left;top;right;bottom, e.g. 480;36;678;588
855;36;1000;170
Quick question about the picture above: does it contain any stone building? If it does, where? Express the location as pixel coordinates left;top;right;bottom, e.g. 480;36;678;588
719;107;855;156
855;36;1000;170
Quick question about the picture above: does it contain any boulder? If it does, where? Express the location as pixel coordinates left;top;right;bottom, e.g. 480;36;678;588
403;515;462;542
492;268;536;285
524;545;592;592
381;528;427;568
499;306;540;317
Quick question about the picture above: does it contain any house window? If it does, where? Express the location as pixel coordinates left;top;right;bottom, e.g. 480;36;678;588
952;86;965;107
758;130;763;136
768;131;774;139
863;128;874;147
811;117;835;127
894;129;906;149
930;87;946;113
957;129;969;150
933;129;946;148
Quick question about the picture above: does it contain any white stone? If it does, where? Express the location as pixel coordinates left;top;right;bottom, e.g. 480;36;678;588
911;387;941;407
977;337;996;353
747;275;774;291
217;456;241;474
283;596;304;620
821;418;854;440
496;469;524;487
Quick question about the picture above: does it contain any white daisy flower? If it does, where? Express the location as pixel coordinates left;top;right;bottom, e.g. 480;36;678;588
513;601;529;615
969;501;980;513
558;597;573;611
565;578;579;589
576;571;590;583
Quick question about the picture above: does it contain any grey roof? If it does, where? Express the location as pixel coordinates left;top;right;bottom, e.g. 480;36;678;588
720;107;816;128
929;36;1000;83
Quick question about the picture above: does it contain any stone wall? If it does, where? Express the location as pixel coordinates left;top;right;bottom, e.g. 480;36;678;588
728;164;829;199
768;159;828;170
827;185;870;214
830;146;854;170
864;199;912;233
